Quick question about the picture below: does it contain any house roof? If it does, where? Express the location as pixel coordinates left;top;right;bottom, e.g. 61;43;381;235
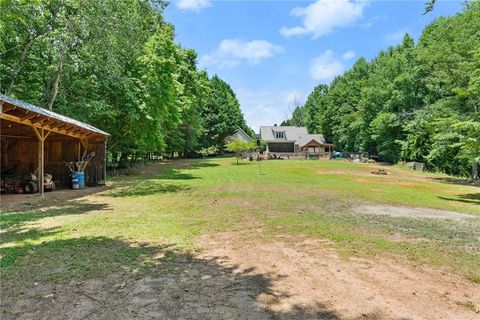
0;94;109;137
233;127;253;142
259;126;308;142
296;134;327;147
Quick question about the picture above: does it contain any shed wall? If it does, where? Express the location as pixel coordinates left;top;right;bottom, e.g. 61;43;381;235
1;138;106;187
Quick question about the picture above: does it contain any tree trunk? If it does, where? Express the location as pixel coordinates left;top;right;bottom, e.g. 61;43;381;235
6;39;35;94
45;52;65;110
473;159;479;180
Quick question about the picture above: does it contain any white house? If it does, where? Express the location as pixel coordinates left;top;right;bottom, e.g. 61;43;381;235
259;126;334;158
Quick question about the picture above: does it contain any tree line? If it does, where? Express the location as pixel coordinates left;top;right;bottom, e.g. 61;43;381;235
0;0;254;166
283;1;479;178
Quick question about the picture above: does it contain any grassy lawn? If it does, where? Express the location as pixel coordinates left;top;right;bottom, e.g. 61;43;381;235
1;158;479;289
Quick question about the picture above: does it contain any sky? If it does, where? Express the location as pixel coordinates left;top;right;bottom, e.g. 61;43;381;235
164;0;465;131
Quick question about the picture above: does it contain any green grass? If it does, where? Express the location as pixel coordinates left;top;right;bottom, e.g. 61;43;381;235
1;158;479;288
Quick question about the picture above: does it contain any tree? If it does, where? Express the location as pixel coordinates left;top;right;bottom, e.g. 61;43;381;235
304;84;329;134
288;2;480;177
225;139;255;165
424;0;437;14
0;0;251;165
197;146;218;159
201;75;247;150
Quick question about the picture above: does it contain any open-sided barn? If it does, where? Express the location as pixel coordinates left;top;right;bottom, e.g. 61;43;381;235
0;94;109;195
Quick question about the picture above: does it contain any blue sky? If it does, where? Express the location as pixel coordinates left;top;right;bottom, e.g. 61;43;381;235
165;0;464;131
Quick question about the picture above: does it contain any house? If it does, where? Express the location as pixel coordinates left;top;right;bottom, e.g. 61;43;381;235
225;127;253;143
259;125;334;158
1;94;109;195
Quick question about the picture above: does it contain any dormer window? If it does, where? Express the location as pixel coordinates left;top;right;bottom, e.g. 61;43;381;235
274;131;285;139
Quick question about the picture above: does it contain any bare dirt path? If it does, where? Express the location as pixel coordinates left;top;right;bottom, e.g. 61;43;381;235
197;232;480;320
354;203;476;220
4;232;478;320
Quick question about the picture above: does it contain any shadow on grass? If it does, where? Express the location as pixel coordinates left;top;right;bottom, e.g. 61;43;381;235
156;168;200;180
1;234;383;320
439;193;480;205
102;180;191;197
0;202;110;230
431;176;480;187
102;160;219;197
187;161;220;169
0;186;109;213
232;162;256;166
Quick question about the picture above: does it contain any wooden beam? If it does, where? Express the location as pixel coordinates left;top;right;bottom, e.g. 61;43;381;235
0;134;33;139
58;124;76;132
40;128;44;197
32;127;50;197
20;112;38;121
43;119;58;127
80;138;88;149
31;116;49;124
1;113;90;140
48;121;65;129
61;125;77;135
71;128;85;134
32;126;42;141
1;105;15;113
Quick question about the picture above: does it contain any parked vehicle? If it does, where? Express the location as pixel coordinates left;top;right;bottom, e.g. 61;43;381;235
0;173;56;194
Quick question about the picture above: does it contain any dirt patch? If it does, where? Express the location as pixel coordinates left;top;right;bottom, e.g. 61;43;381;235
2;235;479;319
355;204;476;221
317;163;440;184
350;178;421;187
197;233;480;319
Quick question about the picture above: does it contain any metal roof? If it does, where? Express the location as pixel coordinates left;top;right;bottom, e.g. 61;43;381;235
259;126;333;147
296;134;327;147
0;94;109;136
259;126;308;142
226;127;254;142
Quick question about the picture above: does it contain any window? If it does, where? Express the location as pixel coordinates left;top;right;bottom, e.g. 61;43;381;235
274;131;285;139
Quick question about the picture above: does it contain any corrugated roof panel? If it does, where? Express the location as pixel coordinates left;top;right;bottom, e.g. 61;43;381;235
0;94;109;136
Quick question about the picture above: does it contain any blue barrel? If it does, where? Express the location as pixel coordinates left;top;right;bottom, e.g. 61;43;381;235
72;172;85;189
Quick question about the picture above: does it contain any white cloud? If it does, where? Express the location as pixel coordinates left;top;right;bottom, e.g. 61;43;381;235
386;29;408;45
176;0;210;11
237;88;307;130
342;50;356;60
280;0;367;39
310;50;344;82
285;90;304;105
200;39;283;69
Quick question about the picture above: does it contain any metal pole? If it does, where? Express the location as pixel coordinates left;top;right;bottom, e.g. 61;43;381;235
257;149;262;175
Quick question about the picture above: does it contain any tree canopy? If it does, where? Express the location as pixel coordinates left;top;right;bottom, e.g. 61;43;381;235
225;139;256;165
0;0;251;163
284;2;480;177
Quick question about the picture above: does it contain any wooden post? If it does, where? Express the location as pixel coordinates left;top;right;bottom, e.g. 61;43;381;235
41;129;44;197
32;127;51;197
104;140;107;185
80;138;88;156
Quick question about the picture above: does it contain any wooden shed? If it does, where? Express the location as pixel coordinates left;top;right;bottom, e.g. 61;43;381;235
0;94;109;195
